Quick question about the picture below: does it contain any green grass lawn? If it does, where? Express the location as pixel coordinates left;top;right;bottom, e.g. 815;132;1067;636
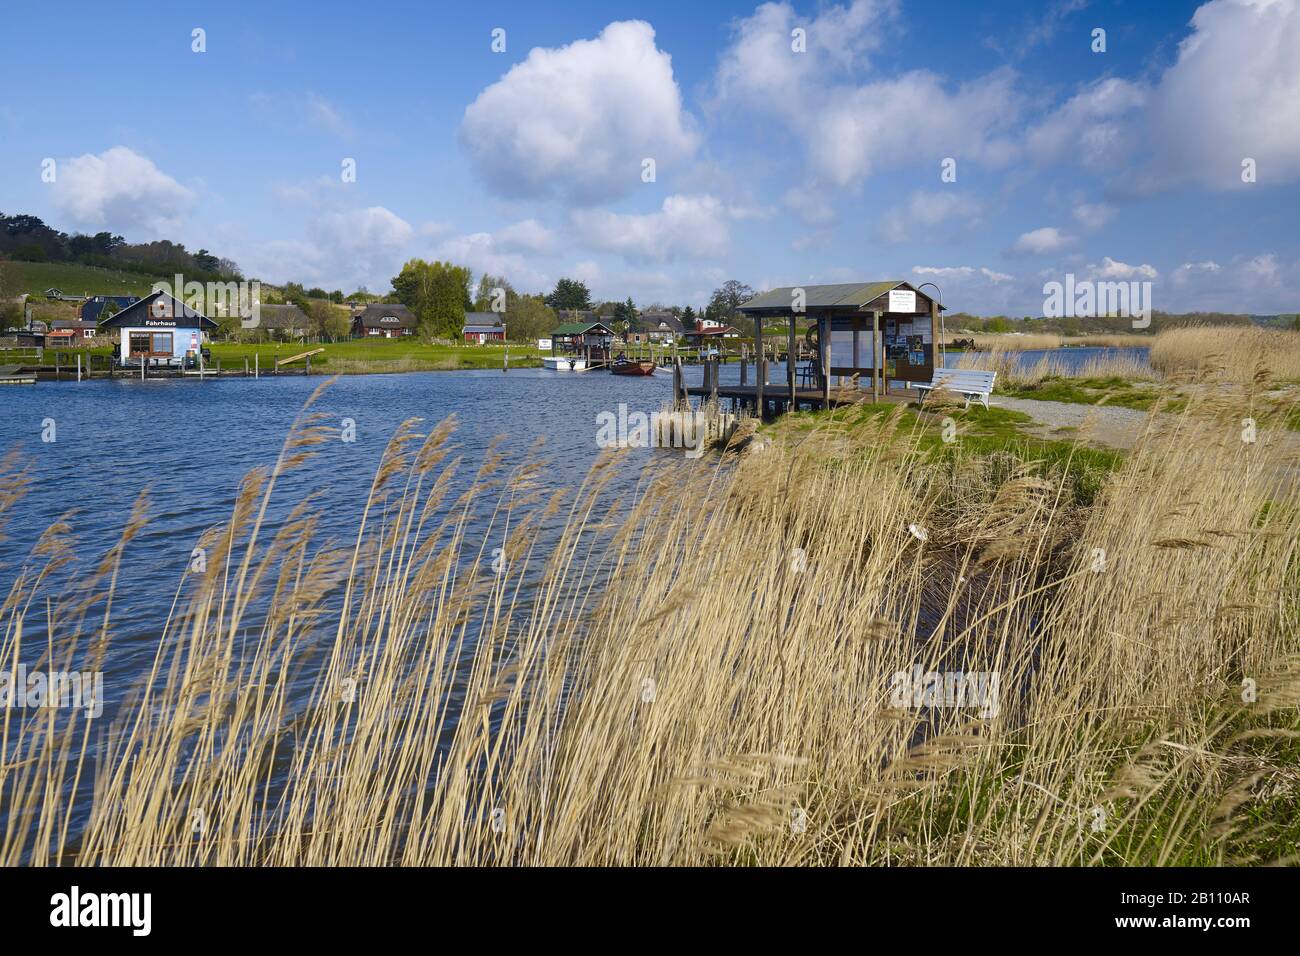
998;375;1179;412
768;399;1124;506
205;339;544;373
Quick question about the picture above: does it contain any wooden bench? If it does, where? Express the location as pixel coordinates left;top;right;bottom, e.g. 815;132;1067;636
914;368;997;410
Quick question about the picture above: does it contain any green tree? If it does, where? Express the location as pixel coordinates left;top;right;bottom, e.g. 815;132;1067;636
505;293;557;343
705;280;754;325
215;311;243;341
392;259;472;339
307;300;351;341
545;277;593;311
612;296;638;328
473;273;516;313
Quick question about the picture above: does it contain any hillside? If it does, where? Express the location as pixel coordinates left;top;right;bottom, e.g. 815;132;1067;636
7;260;161;298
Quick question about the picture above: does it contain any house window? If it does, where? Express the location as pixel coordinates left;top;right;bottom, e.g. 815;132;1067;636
129;331;172;356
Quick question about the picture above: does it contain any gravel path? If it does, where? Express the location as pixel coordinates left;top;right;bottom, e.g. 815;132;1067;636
990;396;1149;450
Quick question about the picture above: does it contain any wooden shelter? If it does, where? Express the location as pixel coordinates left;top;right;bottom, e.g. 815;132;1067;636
734;280;945;414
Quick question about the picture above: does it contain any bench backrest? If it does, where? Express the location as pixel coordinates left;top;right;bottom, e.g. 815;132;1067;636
928;369;997;393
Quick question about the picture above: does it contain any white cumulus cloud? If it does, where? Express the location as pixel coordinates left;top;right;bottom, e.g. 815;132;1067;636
52;146;195;236
571;194;732;263
715;0;1019;206
1089;256;1158;280
1030;0;1300;192
1010;227;1073;255
460;21;698;204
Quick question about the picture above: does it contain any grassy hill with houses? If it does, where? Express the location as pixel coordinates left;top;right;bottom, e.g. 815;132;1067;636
6;259;162;299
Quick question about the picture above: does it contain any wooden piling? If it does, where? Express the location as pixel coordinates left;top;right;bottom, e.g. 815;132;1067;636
873;316;882;403
788;315;796;410
818;314;830;409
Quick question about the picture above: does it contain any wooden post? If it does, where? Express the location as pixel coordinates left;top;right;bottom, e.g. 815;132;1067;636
245;357;249;377
76;353;82;382
55;352;60;381
753;314;764;416
819;314;830;409
873;311;882;403
852;320;861;389
788;315;796;410
709;357;719;404
740;352;748;386
255;353;259;379
306;355;311;375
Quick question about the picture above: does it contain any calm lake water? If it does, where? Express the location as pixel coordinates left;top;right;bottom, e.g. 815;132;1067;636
995;345;1150;372
0;366;716;716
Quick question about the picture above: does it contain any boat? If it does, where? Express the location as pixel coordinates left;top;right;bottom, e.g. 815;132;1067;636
543;356;587;371
610;355;656;376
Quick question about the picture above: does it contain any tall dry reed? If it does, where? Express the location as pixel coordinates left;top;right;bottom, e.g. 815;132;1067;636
954;346;1154;387
2;379;1297;865
1151;325;1300;383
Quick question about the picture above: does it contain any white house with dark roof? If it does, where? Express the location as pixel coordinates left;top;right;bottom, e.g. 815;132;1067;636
97;291;217;366
351;303;417;338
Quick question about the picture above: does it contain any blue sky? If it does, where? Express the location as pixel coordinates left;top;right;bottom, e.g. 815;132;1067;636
2;0;1298;315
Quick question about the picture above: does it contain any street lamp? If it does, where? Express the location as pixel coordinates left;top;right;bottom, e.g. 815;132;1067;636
915;281;945;367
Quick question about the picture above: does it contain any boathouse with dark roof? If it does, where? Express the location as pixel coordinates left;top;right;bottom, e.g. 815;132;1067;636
97;291;218;367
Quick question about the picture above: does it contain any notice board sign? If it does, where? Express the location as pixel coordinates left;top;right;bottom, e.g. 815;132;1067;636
888;289;917;313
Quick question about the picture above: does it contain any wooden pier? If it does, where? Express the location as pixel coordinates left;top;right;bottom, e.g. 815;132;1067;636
683;382;881;414
0;364;37;385
0;348;321;382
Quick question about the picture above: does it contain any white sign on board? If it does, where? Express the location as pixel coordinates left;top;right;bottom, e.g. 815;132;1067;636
888;289;917;313
538;338;553;351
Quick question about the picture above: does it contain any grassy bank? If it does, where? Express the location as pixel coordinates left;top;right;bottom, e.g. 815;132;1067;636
25;340;546;373
205;340;544;372
2;375;1297;865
